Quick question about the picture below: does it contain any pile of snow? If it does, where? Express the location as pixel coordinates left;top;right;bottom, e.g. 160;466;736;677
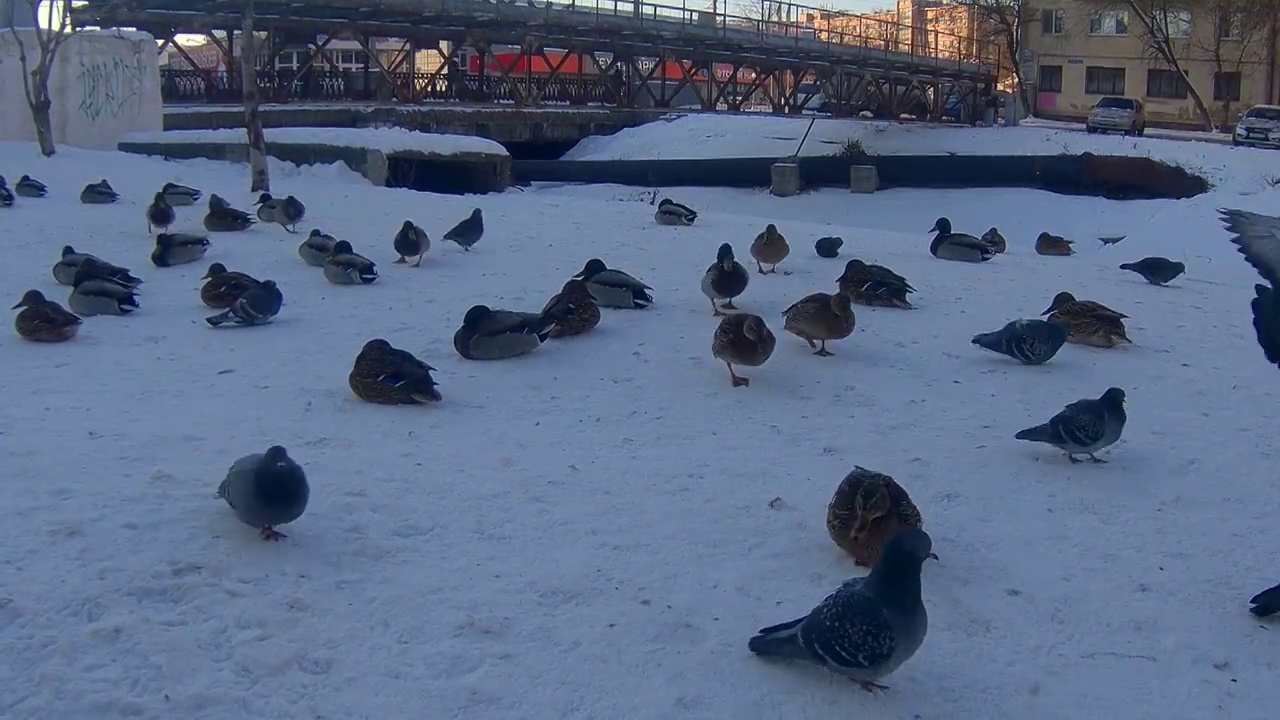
123;126;510;156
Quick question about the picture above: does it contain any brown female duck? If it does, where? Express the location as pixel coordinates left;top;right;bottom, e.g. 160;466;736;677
541;278;601;338
749;223;790;274
826;466;924;567
711;312;776;387
12;289;82;342
836;259;915;309
200;263;261;309
780;291;855;356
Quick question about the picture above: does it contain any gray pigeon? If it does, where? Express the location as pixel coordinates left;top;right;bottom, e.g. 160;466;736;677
747;529;936;693
216;445;309;541
205;280;283;327
971;319;1069;365
1218;208;1280;368
1015;387;1127;463
443;208;483;250
815;236;843;259
1120;256;1185;286
1250;581;1280;617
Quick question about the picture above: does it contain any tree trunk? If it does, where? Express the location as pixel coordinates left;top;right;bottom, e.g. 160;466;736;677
32;94;55;156
241;0;270;193
1180;68;1216;131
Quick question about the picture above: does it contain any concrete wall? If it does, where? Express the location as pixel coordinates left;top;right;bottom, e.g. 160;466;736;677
0;29;162;149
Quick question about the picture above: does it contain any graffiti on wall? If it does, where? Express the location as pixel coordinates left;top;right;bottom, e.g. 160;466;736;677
77;53;147;122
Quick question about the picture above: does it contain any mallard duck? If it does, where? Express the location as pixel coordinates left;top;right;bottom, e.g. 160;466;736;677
1120;257;1186;286
837;259;915;309
299;229;337;266
749;223;790;274
0;177;13;207
929;217;994;262
573;258;653;309
711;312;776;387
349;338;442;404
1042;291;1132;347
80;179;119;204
11;289;82;342
146;191;175;233
201;263;261;309
68;259;139;316
323;240;378;285
781;291;856;356
393;220;430;266
204;194;256;232
52;245;142;288
541;278;601;338
444;208;484;250
206;280;283;327
15;174;47;198
826;466;923;568
152;232;210;267
1035;232;1075;256
255;192;306;232
654;198;697;226
453;304;557;360
814;236;843;258
980;227;1006;253
161;181;201;206
701;242;749;316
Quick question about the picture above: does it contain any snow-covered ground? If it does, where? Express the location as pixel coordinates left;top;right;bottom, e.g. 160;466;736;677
3;120;1280;719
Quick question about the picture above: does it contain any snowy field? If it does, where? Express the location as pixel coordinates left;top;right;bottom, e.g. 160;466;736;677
3;121;1280;720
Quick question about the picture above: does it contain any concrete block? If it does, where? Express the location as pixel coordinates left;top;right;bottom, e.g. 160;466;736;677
770;162;801;197
850;165;879;193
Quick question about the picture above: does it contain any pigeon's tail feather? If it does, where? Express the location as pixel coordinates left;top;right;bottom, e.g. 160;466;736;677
747;617;809;660
1119;262;1136;271
971;330;1001;352
1015;422;1055;443
205;309;233;327
1250;582;1280;617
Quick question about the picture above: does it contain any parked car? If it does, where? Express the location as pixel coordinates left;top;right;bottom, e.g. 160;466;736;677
1086;96;1146;136
1232;104;1280;148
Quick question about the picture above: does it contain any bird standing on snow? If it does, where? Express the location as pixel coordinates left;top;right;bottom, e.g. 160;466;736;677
748;528;937;693
146;191;176;233
1119;257;1186;286
701;242;749;316
216;445;309;541
826;467;924;568
1219;208;1280;368
393;220;430;266
444;208;484;250
255;192;306;232
781;291;856;357
205;280;282;327
712;312;775;387
929;217;993;262
1250;582;1280;617
1015;387;1127;464
654;197;697;226
11;289;82;342
971;319;1068;365
151;233;210;267
573;258;654;309
15;174;48;198
750;223;790;274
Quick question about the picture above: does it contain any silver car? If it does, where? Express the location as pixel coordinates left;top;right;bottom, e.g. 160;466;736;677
1086;96;1146;136
1233;104;1280;148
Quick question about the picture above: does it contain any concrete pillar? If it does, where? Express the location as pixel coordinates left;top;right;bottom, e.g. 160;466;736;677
849;165;878;193
770;162;800;197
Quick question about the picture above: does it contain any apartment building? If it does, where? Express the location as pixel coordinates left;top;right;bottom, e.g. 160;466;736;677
1024;2;1279;127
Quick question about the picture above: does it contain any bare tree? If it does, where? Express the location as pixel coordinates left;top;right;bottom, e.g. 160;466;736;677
1190;0;1279;124
951;0;1030;112
9;0;95;156
240;0;270;192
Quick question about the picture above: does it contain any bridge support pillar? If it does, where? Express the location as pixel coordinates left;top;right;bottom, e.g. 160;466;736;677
849;165;878;194
770;161;801;197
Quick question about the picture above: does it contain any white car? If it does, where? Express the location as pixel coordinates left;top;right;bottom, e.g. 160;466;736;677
1233;104;1280;148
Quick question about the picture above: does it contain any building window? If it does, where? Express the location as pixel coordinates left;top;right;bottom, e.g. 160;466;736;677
1152;9;1192;38
1088;10;1129;35
1146;68;1188;99
1214;71;1242;101
1041;8;1066;35
1039;64;1064;92
1085;66;1126;95
1217;11;1242;39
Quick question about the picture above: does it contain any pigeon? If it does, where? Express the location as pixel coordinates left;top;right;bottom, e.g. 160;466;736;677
815;236;843;258
1098;235;1127;247
393;220;430;266
1015;387;1127;463
15;174;48;198
216;445;309;541
443;208;484;250
205;280;283;327
146;191;176;233
1120;256;1186;286
971;319;1069;365
0;176;13;207
747;528;937;693
1219;208;1280;367
1250;581;1280;617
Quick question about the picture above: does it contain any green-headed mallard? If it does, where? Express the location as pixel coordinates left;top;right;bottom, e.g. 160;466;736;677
349;338;442;405
541;278;601;338
781;291;856;356
443;208;484;250
393;220;430;266
654;198;697;226
146;191;176;233
16;175;47;198
837;259;914;309
980;227;1006;253
929;217;994;262
255;192;306;232
299;229;337;266
749;223;790;274
1042;291;1132;347
201;263;262;309
453;304;556;361
80;179;119;204
68;259;139;316
712;312;776;387
152;232;211;267
573;258;653;309
323;240;378;285
826;466;924;568
52;245;142;288
701;242;749;316
161;181;201;206
205;280;283;327
12;289;82;342
1035;232;1075;256
204;194;256;232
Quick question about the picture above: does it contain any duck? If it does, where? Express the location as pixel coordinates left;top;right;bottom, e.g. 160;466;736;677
814;236;843;259
349;338;442;405
0;177;13;207
749;223;790;274
826;466;924;568
781;291;856;356
323;240;378;285
146;191;176;233
393;220;430;266
15;174;48;198
1042;291;1132;348
11;289;82;342
160;181;201;206
453;304;557;361
573;258;654;309
654;198;697;226
929;217;994;262
1035;231;1076;256
68;259;140;316
79;179;119;204
541;278;601;338
836;259;915;309
711;312;776;387
444;208;484;251
1120;256;1186;286
701;242;750;316
205;280;283;327
980;227;1006;253
200;263;262;309
151;232;211;267
217;445;309;541
255;192;306;232
203;194;256;232
52;245;142;288
299;229;337;266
